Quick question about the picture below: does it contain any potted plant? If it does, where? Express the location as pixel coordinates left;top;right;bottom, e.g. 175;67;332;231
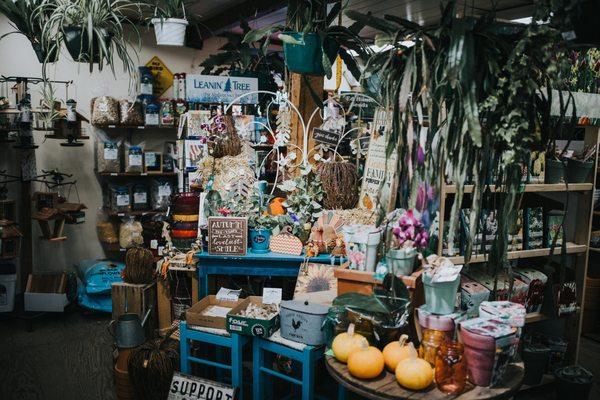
243;0;367;78
422;255;462;315
566;145;596;183
386;210;429;276
149;0;191;47
37;0;141;73
0;0;59;63
554;365;594;400
248;214;278;253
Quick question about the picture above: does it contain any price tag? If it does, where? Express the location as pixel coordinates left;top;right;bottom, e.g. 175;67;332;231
145;152;157;167
116;194;129;206
216;288;242;302
104;148;118;160
129;154;142;167
262;288;282;305
150;239;158;249
158;185;171;197
133;192;147;204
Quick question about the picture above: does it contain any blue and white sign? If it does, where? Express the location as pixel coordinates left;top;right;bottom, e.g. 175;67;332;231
186;74;259;104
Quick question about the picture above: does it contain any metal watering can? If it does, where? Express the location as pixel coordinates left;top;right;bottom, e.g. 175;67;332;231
108;308;152;349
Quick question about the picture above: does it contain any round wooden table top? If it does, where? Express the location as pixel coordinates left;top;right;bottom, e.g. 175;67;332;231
325;355;524;400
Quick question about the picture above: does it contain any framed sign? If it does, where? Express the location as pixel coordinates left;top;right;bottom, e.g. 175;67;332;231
208;217;248;255
186;75;258;104
358;108;398;212
168;372;236;400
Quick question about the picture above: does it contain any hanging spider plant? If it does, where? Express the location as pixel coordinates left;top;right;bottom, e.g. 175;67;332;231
35;0;143;75
0;0;59;63
348;1;574;277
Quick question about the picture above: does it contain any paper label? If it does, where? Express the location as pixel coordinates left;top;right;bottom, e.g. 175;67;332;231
146;113;159;126
133;192;147;204
216;288;241;302
98;103;108;112
129;154;142;167
158;185;171;197
150;239;158;249
104;148;118;160
201;305;232;318
140;83;153;95
116;194;129;206
262;288;282;305
145;152;156;166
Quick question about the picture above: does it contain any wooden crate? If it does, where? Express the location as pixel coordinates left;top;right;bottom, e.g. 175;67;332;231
112;282;157;338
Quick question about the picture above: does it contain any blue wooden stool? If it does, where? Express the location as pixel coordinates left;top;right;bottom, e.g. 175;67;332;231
179;321;250;399
252;331;325;400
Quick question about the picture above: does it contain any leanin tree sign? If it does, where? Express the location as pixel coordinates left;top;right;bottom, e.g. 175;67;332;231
168;372;236;400
208;217;248;256
358;108;398;213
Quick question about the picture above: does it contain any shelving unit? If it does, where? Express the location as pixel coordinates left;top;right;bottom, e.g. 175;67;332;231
436;125;600;365
99;172;177;178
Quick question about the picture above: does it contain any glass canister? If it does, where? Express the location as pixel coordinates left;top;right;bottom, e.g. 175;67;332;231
419;328;446;366
435;340;467;395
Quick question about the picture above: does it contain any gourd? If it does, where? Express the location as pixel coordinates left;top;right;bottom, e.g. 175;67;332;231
331;323;368;363
395;343;434;390
347;342;385;379
382;334;411;372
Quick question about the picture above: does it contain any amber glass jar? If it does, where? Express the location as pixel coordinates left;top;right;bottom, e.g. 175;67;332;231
419;329;446;366
435;340;467;395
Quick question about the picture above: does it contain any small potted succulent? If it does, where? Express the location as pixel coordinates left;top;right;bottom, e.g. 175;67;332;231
386;210;429;276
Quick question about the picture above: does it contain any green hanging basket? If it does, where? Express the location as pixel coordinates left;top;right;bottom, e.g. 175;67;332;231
283;32;338;76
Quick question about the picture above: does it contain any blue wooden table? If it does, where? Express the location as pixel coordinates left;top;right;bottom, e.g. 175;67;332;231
194;250;342;299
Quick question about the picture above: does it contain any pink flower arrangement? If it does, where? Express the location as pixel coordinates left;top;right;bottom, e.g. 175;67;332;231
391;210;429;249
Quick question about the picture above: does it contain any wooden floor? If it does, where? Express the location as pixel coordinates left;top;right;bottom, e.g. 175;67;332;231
1;309;599;400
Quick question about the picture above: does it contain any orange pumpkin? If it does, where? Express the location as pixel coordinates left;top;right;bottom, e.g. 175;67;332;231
382;334;411;372
269;197;286;215
395;343;434;390
347;342;385;379
331;324;368;364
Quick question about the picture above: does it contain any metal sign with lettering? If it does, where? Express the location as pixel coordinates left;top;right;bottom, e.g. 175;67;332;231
208;217;248;256
168;372;236;400
186;74;259;104
146;56;174;97
312;128;342;146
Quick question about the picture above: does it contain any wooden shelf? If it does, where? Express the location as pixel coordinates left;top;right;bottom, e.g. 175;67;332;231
104;209;166;218
589;246;600;253
519;374;555;392
99;172;177;178
525;312;548;324
448;242;587;264
93;124;177;130
444;183;593;194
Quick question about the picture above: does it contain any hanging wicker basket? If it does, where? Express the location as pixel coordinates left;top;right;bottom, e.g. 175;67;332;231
316;161;359;209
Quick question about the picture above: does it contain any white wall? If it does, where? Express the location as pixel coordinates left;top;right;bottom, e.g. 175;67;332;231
0;15;224;282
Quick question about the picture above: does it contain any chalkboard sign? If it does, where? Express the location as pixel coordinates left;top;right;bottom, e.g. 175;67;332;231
313;128;342;146
208;217;247;256
168;372;237;400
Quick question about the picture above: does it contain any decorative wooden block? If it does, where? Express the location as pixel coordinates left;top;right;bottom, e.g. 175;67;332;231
111;282;157;338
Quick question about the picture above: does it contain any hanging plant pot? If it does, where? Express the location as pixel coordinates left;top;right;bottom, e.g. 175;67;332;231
152;18;188;47
31;42;59;64
283;32;338;76
545;158;565;184
385;248;417;276
63;27;111;63
566;158;594;183
249;228;271;254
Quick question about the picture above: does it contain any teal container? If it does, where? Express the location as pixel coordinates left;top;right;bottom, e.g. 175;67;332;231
283;32;338;76
546;159;565;183
385;248;416;276
422;273;460;315
566;158;594;183
249;229;271;253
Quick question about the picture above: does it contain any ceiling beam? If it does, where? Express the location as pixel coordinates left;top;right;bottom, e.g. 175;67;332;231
201;0;288;34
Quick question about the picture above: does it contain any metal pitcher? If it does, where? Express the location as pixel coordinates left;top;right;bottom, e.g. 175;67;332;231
109;309;151;349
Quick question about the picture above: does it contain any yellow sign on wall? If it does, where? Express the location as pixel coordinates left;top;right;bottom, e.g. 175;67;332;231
145;56;174;97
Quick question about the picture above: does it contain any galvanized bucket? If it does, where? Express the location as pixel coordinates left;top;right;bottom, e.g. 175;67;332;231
109;312;148;349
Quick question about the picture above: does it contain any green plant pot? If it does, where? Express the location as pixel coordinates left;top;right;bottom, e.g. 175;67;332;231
385;248;416;276
31;42;59;64
283;32;338;76
422;272;460;315
63;27;110;63
546;159;566;184
566;158;594;183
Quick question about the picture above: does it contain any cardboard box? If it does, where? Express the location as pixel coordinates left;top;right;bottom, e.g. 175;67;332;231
460;275;490;317
513;268;548;313
464;270;529;305
186;295;242;330
226;296;280;338
24;273;69;312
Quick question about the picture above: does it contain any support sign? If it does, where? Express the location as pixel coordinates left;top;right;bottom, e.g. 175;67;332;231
186;74;259;104
168;372;236;400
